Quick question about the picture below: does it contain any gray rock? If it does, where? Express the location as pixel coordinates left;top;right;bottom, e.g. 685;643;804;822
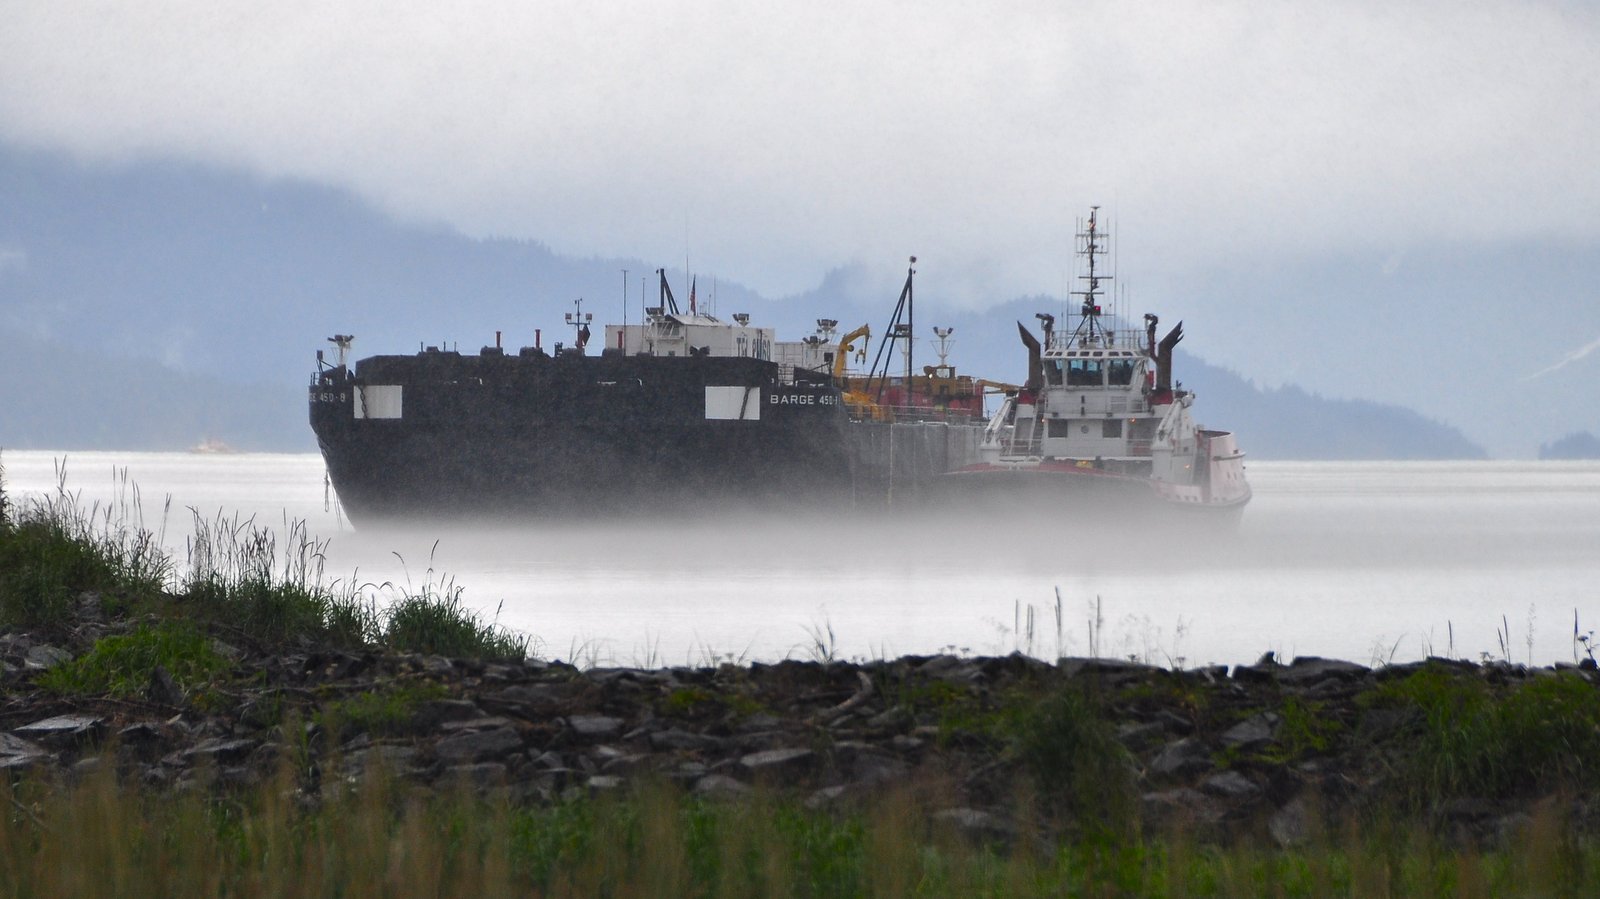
1278;657;1370;686
736;713;783;732
918;655;980;682
531;750;568;770
890;734;925;753
1201;770;1261;800
75;591;105;620
349;744;420;773
15;714;105;747
865;707;912;731
209;639;244;662
586;774;625;791
693;774;751;798
439;716;513;733
1058;657;1161;680
1116;721;1167;751
1269;796;1313;848
600;753;651;775
1155;710;1196;735
669;761;709;783
169;738;259;766
1220;713;1279;749
805;785;851;809
933;807;1014;842
739;747;815;774
0;732;50;767
148;666;185;706
23;644;71;670
850;753;911;785
567;714;625;737
70;756;104;778
116;723;168;761
446;763;509;786
412;699;484;729
435;726;523;763
741;731;795;753
482;663;518;681
1142;788;1225;830
649;728;721;752
1231;654;1282;684
1149;737;1212;778
482;683;579;717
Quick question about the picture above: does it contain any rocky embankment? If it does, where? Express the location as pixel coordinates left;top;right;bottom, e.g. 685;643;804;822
4;610;1597;847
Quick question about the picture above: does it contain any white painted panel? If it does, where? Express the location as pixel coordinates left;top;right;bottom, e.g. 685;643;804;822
704;386;760;421
354;385;403;419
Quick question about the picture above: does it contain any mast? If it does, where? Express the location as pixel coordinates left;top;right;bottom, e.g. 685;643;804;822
1069;207;1113;346
866;256;917;402
564;298;592;351
932;326;953;368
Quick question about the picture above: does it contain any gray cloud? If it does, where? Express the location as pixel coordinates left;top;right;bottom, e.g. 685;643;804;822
2;1;1597;302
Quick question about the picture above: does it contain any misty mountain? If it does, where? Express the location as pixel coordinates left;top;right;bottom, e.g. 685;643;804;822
1539;432;1600;460
0;324;298;452
1;143;1487;458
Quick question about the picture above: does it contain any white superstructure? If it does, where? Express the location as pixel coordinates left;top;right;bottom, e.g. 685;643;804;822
965;208;1251;510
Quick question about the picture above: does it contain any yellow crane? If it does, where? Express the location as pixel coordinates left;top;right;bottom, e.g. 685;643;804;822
832;323;871;381
831;324;891;421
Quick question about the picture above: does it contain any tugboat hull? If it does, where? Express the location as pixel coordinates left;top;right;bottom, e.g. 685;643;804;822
937;461;1248;520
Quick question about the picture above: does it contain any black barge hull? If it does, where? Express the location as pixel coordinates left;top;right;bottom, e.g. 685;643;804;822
310;348;985;524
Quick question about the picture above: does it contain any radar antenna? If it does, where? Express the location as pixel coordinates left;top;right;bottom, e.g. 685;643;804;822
932;326;954;367
326;334;354;368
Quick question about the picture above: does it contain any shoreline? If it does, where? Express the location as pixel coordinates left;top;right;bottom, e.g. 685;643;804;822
6;601;1599;849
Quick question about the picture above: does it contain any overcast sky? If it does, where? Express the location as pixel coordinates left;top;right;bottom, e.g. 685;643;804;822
3;1;1597;304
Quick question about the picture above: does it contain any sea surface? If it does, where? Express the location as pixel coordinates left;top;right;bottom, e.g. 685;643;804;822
4;451;1598;669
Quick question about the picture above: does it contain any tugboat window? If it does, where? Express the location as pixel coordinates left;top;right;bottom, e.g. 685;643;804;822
1067;359;1103;386
1046;360;1064;385
1107;359;1136;385
1102;419;1123;438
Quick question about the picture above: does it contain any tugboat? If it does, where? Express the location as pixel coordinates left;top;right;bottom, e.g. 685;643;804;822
942;208;1251;517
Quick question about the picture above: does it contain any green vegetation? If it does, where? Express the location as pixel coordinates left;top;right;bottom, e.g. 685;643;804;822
1369;663;1600;806
38;621;229;699
0;481;169;631
385;587;527;661
1012;686;1138;835
1270;696;1345;762
317;681;450;737
0;467;529;661
2;772;1597;897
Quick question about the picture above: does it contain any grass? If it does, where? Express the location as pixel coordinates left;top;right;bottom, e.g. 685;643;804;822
317;681;451;738
0;466;170;631
2;770;1598;897
0;464;531;662
384;586;527;661
37;620;230;700
1012;686;1139;836
1367;663;1600;807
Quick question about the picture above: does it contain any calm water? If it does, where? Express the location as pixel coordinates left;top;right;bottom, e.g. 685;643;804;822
4;451;1598;668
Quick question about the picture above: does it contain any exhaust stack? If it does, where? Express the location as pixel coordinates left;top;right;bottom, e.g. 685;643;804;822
1155;322;1184;392
1017;322;1043;391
